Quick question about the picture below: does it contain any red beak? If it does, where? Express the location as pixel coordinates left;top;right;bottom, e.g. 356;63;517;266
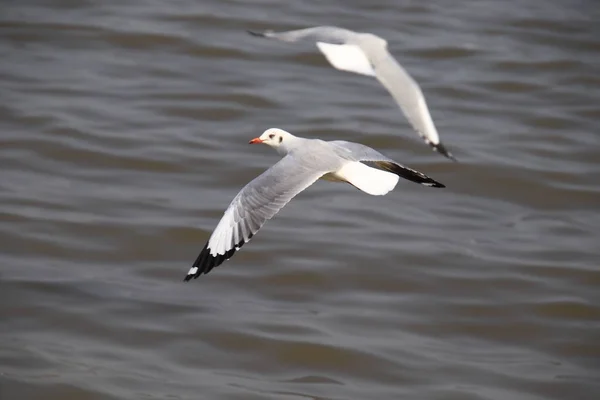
248;137;263;144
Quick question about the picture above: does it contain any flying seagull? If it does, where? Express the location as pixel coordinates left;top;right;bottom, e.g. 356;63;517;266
184;128;444;281
247;26;457;161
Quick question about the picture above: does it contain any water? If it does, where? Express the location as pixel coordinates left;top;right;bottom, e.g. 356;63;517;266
1;1;599;399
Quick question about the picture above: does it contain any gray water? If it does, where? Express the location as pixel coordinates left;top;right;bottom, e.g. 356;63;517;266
1;1;599;399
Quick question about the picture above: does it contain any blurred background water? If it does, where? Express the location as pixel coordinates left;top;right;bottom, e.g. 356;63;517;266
1;0;599;399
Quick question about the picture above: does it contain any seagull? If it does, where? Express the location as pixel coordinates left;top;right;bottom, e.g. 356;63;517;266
184;128;444;281
247;26;457;161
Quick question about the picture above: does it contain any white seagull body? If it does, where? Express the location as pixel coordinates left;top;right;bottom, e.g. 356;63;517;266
184;128;444;280
248;26;456;161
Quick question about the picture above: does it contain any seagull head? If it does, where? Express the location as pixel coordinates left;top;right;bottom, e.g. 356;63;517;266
249;128;294;150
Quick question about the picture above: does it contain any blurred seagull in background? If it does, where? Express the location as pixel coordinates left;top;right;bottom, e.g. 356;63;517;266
248;26;457;161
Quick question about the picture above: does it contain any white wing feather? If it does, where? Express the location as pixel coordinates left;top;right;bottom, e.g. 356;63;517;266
316;42;376;77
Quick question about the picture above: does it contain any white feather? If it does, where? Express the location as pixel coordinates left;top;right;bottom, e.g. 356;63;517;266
316;42;376;77
333;161;399;196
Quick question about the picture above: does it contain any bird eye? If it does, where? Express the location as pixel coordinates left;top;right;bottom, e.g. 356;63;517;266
269;134;275;139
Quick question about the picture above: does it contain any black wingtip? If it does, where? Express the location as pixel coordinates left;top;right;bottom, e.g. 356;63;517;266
183;236;252;281
370;161;446;189
417;175;445;188
431;142;457;162
247;30;266;37
183;243;211;282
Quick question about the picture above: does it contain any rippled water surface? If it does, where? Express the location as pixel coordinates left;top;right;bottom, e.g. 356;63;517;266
1;1;599;399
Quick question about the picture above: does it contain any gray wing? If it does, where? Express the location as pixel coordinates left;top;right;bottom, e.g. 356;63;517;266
184;155;325;280
371;49;456;161
248;26;357;44
329;141;445;188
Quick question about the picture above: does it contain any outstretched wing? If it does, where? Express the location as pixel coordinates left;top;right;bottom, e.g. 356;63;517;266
184;155;324;280
329;141;445;188
247;26;355;44
371;49;456;161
